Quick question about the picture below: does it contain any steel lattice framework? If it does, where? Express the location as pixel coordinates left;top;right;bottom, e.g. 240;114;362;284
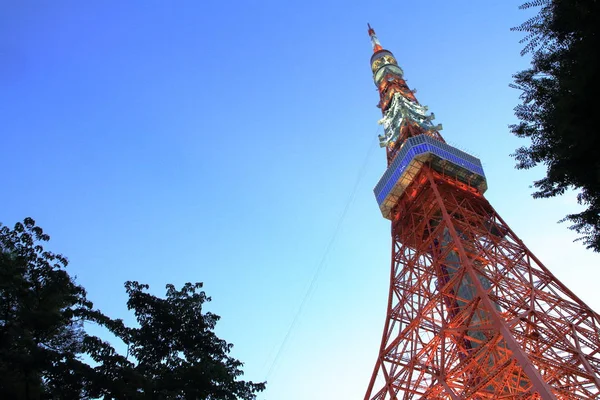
364;25;600;400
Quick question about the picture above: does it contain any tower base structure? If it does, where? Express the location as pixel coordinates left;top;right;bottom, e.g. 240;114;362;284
365;166;600;400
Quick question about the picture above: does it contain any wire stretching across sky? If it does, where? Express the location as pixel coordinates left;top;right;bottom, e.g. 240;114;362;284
264;127;381;381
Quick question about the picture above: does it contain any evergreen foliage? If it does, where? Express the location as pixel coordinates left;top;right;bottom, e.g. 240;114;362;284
511;0;600;251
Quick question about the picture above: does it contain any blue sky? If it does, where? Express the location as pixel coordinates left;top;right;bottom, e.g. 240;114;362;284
2;1;599;399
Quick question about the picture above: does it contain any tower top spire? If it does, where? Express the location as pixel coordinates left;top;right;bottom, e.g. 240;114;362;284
367;23;383;52
367;24;446;162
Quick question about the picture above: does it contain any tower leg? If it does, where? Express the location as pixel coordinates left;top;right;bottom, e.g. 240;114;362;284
365;166;600;400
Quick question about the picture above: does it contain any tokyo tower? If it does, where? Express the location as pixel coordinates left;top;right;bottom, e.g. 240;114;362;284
363;25;600;400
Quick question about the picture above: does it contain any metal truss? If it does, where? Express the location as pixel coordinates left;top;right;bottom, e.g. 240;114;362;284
364;166;600;400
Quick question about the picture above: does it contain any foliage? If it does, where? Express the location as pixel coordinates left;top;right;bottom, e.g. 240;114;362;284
106;281;266;400
511;0;600;251
0;217;103;398
1;218;265;399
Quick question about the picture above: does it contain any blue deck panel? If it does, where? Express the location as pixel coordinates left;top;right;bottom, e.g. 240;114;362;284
374;134;486;209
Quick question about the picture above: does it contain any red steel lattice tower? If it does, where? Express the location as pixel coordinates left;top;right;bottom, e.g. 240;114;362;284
364;25;600;400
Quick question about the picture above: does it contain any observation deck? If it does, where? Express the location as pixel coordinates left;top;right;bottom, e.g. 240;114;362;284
374;134;487;219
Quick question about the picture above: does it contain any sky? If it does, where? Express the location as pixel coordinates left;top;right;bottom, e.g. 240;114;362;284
1;1;599;399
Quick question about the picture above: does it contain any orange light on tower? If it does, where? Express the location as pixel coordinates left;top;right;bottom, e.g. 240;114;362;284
364;24;600;400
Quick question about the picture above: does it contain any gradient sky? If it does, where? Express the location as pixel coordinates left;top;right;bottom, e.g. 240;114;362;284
2;1;599;399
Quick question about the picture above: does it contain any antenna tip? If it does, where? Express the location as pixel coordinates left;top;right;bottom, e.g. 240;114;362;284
368;23;375;35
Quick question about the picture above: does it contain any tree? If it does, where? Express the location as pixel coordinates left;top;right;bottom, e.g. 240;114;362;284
1;218;265;399
104;281;266;400
0;217;106;399
511;0;600;251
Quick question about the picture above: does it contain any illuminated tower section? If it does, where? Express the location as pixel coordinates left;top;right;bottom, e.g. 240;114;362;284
364;25;600;400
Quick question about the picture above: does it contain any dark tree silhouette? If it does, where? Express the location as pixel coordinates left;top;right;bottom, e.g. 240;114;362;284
0;218;106;398
511;0;600;251
1;218;265;399
105;281;266;400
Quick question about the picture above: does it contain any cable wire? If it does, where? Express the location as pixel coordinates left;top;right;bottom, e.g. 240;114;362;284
264;127;380;380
